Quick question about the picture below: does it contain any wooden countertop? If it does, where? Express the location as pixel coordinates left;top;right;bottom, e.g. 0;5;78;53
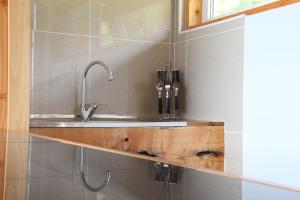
30;121;225;172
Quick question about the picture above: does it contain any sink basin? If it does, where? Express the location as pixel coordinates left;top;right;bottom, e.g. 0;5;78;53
30;114;188;128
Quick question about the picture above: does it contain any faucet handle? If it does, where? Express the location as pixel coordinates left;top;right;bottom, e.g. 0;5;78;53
82;104;99;121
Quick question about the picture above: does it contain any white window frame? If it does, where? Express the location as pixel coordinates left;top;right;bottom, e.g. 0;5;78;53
202;0;213;22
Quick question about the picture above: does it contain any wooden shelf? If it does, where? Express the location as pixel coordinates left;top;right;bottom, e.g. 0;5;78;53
30;121;224;172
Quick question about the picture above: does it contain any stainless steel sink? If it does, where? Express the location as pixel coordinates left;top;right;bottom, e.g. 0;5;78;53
30;114;188;128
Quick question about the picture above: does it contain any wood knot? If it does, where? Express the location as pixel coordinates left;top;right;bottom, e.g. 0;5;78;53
1;0;8;6
196;151;221;157
138;150;158;157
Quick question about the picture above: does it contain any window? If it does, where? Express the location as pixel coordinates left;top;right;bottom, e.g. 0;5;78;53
184;0;299;30
211;0;277;19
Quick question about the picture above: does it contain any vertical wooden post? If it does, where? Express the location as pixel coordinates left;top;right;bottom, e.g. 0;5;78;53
0;0;30;199
0;0;8;199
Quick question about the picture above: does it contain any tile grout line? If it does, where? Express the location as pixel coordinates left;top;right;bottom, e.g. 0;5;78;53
225;130;243;134
88;0;92;106
88;0;92;62
189;27;245;41
185;39;188;111
174;40;186;44
31;30;172;45
172;0;177;68
86;4;92;196
174;26;244;44
89;35;172;45
30;3;38;116
33;29;90;37
26;137;33;200
27;3;38;197
183;167;186;200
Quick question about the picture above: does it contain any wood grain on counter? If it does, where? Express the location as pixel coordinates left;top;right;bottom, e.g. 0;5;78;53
30;124;224;172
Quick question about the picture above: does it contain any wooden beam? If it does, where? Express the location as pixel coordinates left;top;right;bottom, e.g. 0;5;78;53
7;0;30;133
0;0;8;198
0;0;8;130
3;0;30;199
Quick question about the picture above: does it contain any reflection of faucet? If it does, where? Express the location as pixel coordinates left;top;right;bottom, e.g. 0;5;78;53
81;61;113;121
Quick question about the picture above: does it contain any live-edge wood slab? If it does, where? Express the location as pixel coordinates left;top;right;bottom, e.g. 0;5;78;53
30;121;224;172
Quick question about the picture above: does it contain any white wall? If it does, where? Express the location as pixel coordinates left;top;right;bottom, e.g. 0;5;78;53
244;2;300;188
242;182;300;200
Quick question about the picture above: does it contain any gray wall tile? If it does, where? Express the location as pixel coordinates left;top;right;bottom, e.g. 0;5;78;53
186;29;244;132
187;17;245;40
30;0;173;198
91;0;172;43
89;38;170;116
31;0;90;34
85;148;168;200
31;32;89;114
172;9;245;198
29;176;86;200
183;170;242;200
30;140;78;179
86;149;152;175
29;141;169;200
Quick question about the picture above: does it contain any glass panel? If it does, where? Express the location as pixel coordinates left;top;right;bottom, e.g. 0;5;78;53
212;0;277;18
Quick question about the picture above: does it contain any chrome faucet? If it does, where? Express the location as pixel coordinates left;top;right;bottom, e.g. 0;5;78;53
81;60;113;121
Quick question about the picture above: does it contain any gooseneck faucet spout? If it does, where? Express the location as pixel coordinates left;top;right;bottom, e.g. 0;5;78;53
81;60;113;121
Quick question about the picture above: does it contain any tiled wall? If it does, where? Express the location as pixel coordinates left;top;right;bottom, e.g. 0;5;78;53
171;0;245;198
29;0;172;200
171;2;300;199
30;0;172;116
30;1;300;200
29;0;245;199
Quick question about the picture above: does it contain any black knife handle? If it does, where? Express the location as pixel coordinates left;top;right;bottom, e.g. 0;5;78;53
166;97;171;114
175;96;179;111
158;98;163;114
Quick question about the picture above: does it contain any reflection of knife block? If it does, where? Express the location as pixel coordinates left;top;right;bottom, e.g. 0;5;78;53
156;66;180;119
